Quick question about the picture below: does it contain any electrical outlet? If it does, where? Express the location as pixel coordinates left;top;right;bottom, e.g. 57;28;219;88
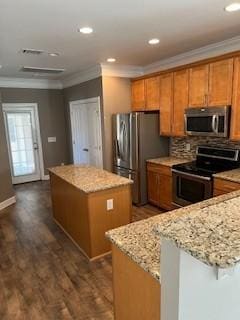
186;143;191;151
61;163;65;166
107;199;114;211
48;137;57;143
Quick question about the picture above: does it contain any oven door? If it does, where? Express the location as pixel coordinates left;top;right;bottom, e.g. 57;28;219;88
172;169;213;207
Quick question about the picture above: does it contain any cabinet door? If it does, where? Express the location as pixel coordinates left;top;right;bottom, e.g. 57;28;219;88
189;64;209;107
159;73;173;136
208;58;234;106
131;80;145;111
172;69;189;136
159;174;173;210
230;57;240;140
145;77;160;110
147;170;160;206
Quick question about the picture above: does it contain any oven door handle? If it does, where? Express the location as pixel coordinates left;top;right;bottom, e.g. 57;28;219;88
172;169;212;181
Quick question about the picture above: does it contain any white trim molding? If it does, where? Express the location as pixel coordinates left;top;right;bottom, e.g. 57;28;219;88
0;196;16;211
0;77;62;89
144;35;240;75
101;63;144;78
62;65;102;88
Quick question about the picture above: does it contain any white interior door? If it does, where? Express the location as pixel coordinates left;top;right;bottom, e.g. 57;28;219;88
70;97;103;168
3;104;43;184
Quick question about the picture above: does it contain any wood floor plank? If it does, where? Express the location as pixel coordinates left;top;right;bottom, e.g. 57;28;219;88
0;181;163;319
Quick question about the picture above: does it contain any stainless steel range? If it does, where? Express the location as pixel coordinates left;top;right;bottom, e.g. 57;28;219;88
172;145;240;207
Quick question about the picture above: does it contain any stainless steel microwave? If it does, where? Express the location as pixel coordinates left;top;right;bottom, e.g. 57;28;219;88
185;106;230;137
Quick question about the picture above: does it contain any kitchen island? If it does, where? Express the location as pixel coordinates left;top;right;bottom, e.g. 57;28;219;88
49;165;132;260
106;187;240;320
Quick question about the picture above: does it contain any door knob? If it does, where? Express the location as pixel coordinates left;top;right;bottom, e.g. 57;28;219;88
83;148;89;152
33;142;39;150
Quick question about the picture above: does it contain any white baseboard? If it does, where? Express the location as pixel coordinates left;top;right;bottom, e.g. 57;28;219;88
0;196;16;211
42;175;50;181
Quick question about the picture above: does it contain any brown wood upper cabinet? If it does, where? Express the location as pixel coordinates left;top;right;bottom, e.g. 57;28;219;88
172;69;189;136
231;57;240;140
131;79;145;111
145;76;160;110
208;58;234;106
159;73;173;136
189;64;209;107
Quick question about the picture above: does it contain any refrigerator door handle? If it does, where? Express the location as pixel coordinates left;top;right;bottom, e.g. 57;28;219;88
129;113;133;169
114;139;120;159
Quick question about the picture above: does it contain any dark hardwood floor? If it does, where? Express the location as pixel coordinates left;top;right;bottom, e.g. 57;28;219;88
0;181;163;320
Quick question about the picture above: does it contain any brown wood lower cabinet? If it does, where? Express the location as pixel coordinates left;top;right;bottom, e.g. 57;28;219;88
147;163;173;210
50;173;132;260
213;178;240;197
112;244;160;320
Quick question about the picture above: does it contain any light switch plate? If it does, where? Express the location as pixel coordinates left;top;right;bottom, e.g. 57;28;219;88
186;143;191;151
48;137;57;143
107;199;114;211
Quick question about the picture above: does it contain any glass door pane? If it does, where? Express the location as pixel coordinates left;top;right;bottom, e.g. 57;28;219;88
6;112;36;177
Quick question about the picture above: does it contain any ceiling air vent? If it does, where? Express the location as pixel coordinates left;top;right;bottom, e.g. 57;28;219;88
21;48;44;55
20;66;65;74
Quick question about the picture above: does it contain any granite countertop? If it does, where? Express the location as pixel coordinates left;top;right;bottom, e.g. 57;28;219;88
48;165;132;193
106;190;240;282
213;168;240;184
146;156;191;167
155;190;240;269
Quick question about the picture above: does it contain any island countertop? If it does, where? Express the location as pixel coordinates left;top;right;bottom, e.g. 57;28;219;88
146;156;191;167
49;165;133;193
106;190;240;281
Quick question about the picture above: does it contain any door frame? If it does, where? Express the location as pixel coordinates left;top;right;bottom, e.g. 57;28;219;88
69;97;103;168
2;103;45;183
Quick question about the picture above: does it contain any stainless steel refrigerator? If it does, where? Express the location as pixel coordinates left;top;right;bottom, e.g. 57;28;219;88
113;112;169;206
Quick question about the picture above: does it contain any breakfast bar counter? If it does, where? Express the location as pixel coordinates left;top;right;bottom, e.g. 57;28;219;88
49;165;132;260
106;189;240;320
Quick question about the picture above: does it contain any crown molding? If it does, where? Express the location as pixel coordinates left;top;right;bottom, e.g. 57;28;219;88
101;63;144;78
144;35;240;75
61;65;102;88
0;77;62;89
1;36;240;89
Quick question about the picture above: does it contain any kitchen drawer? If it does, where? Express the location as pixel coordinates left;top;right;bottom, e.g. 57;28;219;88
147;163;171;176
214;178;240;193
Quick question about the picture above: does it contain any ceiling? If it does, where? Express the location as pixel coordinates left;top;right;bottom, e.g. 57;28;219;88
1;0;240;80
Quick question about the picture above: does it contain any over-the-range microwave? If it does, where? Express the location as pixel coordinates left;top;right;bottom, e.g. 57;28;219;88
184;106;231;137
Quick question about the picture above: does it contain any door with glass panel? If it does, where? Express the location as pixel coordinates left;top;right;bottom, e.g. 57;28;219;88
3;105;41;184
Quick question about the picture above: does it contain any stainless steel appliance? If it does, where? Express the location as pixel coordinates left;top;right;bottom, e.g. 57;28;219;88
113;112;169;205
172;145;240;207
185;106;230;137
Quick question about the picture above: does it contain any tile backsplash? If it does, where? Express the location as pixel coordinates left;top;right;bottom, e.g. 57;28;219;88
171;137;240;159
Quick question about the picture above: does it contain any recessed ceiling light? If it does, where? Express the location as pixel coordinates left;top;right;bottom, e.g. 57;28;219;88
225;3;240;11
148;38;160;45
78;27;93;34
107;58;116;63
48;52;59;57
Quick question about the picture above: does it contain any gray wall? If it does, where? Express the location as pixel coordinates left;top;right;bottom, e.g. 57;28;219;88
102;76;131;171
0;94;14;202
0;88;69;175
63;77;104;163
